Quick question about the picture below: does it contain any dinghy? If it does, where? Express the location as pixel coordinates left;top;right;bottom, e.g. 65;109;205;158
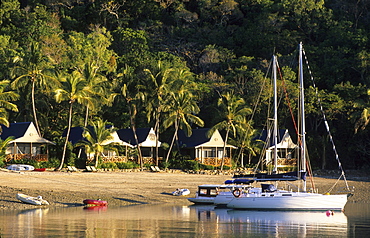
16;193;49;205
83;199;108;206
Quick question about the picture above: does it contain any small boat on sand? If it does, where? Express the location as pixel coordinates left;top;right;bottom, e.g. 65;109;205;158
172;188;190;196
7;164;35;171
83;199;108;206
16;193;49;205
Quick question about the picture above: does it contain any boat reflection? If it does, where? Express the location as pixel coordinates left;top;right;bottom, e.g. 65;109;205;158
83;206;108;212
1;204;365;237
187;204;347;223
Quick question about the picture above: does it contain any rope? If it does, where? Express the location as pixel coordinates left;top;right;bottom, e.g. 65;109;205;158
302;47;350;191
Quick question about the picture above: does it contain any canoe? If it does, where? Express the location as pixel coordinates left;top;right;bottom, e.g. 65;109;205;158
83;199;108;206
16;193;49;205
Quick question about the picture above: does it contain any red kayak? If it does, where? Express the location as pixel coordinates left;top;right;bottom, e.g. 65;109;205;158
83;199;108;206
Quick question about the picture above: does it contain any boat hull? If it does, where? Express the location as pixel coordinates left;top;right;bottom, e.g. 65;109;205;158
187;197;215;205
83;199;108;206
227;193;348;211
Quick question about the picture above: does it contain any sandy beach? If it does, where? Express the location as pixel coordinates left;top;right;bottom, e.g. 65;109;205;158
0;169;368;210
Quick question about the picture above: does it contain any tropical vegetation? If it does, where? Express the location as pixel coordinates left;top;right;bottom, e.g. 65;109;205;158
1;0;370;170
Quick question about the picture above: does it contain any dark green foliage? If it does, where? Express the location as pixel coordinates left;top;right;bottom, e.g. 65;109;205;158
1;0;370;171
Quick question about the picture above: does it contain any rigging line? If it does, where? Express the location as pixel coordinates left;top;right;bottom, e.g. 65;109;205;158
302;48;350;191
276;58;316;190
236;57;273;172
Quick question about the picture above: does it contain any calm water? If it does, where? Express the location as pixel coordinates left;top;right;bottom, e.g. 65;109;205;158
1;203;369;237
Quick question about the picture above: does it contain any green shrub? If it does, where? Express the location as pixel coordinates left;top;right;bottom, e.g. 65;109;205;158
100;162;118;169
116;161;139;169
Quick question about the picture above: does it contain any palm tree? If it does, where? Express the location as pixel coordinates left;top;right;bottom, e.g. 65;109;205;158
76;62;111;158
75;118;116;168
143;61;174;165
119;65;145;169
163;90;204;164
208;91;252;171
80;62;110;126
0;80;19;129
54;70;94;171
11;42;60;135
0;137;14;166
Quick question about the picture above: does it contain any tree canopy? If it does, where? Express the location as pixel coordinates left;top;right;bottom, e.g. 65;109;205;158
1;0;370;169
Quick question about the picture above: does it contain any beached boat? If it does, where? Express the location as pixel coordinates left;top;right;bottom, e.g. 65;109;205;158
83;199;108;206
172;188;190;196
16;193;49;206
227;43;353;211
7;164;35;171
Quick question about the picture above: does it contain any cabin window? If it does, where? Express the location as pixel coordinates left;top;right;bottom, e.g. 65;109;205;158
203;149;216;158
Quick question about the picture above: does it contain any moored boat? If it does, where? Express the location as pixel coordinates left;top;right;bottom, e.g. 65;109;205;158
16;193;49;206
83;199;108;206
226;43;353;211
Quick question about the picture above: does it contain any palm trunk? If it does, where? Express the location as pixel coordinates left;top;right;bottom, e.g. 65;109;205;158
165;119;179;164
95;151;99;168
128;103;143;169
78;105;89;159
221;128;230;171
31;80;41;135
155;109;160;166
57;103;73;170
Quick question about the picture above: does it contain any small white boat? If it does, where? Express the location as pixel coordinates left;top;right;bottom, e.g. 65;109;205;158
16;193;49;206
7;164;35;171
172;188;190;196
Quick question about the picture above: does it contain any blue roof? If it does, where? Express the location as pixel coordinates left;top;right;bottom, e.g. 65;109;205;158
177;128;212;148
0;122;31;140
116;128;151;145
62;127;85;145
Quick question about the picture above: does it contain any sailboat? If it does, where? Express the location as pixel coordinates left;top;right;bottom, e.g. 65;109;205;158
227;43;353;211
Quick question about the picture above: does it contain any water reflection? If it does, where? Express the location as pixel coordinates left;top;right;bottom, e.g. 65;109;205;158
0;203;369;237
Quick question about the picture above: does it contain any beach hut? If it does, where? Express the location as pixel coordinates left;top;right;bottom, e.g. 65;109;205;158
0;122;55;162
177;128;237;167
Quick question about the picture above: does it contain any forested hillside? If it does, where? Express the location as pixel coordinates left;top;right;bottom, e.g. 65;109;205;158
1;0;370;170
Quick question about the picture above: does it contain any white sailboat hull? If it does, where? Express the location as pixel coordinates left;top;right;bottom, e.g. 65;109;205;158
227;192;348;211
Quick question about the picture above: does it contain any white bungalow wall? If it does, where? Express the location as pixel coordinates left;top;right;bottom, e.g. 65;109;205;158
265;129;297;165
195;129;235;163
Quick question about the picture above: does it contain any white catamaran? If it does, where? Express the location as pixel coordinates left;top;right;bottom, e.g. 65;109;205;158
227;43;353;211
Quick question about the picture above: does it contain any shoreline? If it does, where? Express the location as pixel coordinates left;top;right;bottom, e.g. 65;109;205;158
1;169;368;210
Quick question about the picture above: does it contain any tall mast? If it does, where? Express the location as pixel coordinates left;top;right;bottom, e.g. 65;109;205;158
299;42;307;191
273;55;278;173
